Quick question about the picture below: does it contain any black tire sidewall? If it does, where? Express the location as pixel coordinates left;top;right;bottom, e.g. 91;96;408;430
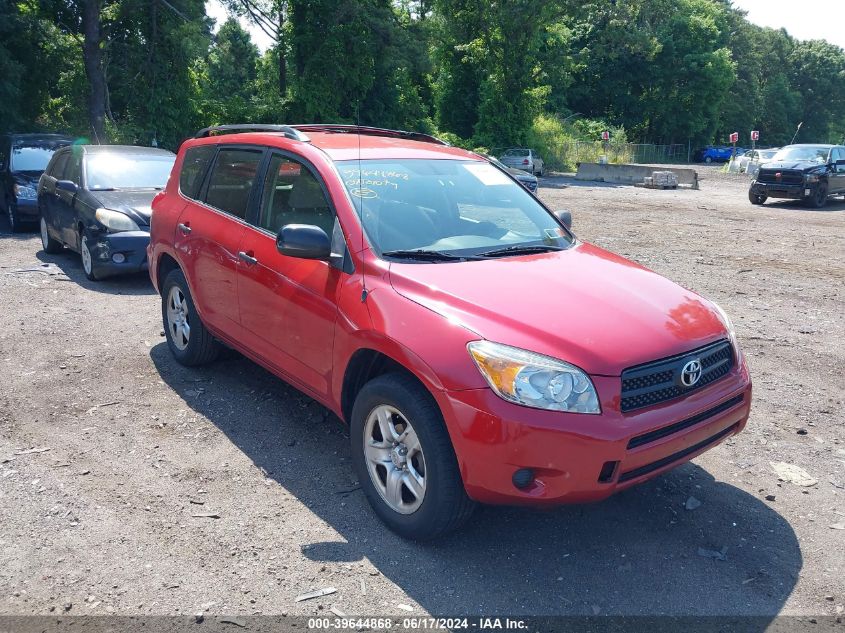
350;374;471;540
161;269;217;366
812;183;828;208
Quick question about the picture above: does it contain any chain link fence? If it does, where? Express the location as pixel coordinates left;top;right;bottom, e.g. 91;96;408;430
492;142;692;170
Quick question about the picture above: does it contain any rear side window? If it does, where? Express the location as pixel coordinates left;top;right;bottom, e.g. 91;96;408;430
204;148;263;220
179;145;216;200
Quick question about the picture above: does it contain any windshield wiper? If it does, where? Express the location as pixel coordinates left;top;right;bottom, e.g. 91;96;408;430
479;244;564;258
381;249;481;262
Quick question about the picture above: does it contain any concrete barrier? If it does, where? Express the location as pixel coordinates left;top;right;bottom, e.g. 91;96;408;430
575;163;699;189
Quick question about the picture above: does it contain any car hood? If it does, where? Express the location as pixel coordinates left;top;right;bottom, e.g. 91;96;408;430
94;190;158;226
387;242;728;376
760;160;822;171
12;172;41;186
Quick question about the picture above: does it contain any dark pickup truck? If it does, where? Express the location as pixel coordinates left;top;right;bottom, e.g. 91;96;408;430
749;143;845;208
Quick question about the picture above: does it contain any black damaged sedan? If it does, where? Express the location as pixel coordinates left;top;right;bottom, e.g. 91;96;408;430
37;145;175;280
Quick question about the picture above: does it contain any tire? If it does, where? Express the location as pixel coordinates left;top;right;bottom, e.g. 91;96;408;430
806;182;828;209
350;373;475;540
704;156;713;164
748;190;767;205
40;216;63;254
78;229;100;281
161;268;219;366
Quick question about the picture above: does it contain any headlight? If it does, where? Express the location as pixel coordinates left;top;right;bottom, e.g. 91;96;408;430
95;208;139;232
712;301;740;353
467;341;601;414
14;184;37;199
805;173;820;183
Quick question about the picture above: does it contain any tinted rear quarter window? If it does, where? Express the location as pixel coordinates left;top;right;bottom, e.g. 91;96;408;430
204;147;263;220
179;145;216;200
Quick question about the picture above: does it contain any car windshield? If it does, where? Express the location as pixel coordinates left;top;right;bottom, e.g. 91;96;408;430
502;149;529;157
85;153;175;190
759;150;777;160
773;146;831;164
336;159;572;259
10;144;65;173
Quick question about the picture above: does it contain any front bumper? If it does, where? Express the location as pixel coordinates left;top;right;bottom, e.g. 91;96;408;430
87;230;150;278
13;197;38;219
436;359;752;506
750;180;812;200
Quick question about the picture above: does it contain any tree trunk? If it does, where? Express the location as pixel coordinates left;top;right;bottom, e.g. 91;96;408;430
82;0;107;143
277;39;286;96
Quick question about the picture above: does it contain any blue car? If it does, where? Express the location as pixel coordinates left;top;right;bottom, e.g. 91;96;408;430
695;146;745;163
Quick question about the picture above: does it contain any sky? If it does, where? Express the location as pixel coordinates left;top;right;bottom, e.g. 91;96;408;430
206;0;845;54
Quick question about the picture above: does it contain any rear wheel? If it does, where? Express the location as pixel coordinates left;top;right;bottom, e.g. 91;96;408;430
807;182;828;208
748;190;767;205
161;268;219;366
40;217;63;254
351;373;475;540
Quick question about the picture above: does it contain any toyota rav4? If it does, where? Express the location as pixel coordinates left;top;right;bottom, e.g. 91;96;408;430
148;124;752;540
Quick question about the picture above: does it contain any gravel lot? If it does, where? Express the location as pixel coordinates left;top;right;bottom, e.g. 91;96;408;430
1;168;843;621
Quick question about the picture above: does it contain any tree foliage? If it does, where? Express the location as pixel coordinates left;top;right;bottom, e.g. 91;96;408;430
2;0;844;150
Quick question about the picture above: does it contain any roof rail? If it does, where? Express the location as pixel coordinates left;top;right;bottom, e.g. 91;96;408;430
289;124;450;146
194;124;311;142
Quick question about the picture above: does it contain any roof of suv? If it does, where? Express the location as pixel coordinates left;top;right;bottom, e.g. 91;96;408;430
189;127;481;162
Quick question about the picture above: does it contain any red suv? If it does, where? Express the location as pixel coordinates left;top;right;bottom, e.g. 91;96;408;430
148;124;752;540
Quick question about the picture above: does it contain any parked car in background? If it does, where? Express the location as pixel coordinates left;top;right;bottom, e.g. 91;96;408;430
0;133;75;232
37;145;175;280
748;144;845;208
738;148;779;177
148;123;751;540
694;145;745;163
499;148;545;176
486;154;538;194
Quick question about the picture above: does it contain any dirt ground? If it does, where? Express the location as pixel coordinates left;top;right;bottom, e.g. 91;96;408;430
0;167;843;621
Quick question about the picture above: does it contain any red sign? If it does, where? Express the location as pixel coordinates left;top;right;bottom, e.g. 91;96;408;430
751;130;760;141
601;131;610;141
729;132;739;143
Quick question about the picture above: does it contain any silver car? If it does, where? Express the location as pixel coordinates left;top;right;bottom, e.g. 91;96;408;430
499;148;545;176
739;148;779;177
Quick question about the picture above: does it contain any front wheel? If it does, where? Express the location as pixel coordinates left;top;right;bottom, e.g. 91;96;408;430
704;156;713;164
806;182;828;209
161;268;219;366
6;200;21;233
748;190;767;205
350;373;475;540
40;217;63;254
79;230;99;281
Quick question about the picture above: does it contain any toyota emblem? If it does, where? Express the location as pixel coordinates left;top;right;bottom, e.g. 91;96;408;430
680;359;702;387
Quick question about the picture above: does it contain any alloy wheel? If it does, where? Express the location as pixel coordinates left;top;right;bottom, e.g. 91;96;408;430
363;405;426;514
80;237;93;276
166;286;191;351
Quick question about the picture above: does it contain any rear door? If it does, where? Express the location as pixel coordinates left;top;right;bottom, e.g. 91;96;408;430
175;145;264;338
236;150;344;397
39;150;69;236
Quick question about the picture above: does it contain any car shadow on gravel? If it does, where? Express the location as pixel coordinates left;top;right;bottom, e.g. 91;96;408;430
150;343;801;619
32;249;155;294
761;198;845;212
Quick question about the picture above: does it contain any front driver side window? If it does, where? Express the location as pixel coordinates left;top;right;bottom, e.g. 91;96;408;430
258;154;334;237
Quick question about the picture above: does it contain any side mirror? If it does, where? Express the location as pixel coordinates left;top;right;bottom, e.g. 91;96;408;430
56;180;78;193
554;209;572;229
276;224;331;260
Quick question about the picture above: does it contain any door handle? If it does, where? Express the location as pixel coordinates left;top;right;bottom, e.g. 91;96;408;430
177;222;192;235
238;251;258;266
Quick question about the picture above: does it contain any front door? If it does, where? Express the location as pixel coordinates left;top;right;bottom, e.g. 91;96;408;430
237;151;343;397
832;148;845;194
56;150;82;245
175;146;264;337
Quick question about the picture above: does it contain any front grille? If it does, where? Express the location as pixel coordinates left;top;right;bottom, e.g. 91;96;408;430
620;340;734;413
618;423;738;483
627;393;744;450
757;168;803;185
